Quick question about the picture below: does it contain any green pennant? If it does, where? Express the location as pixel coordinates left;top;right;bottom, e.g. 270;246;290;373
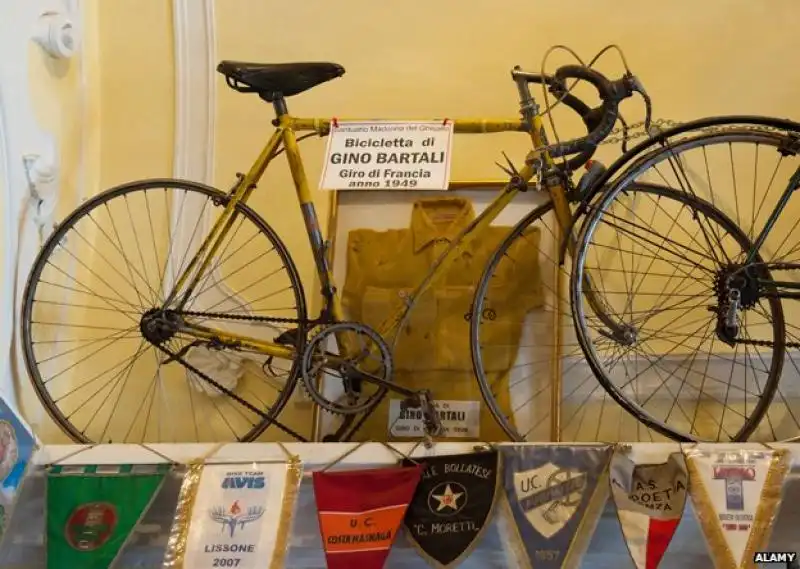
46;464;169;569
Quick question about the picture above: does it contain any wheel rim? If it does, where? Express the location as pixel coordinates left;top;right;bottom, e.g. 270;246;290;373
22;180;306;443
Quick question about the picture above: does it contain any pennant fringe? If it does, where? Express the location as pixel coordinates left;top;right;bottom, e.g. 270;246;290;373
269;460;303;569
163;463;204;569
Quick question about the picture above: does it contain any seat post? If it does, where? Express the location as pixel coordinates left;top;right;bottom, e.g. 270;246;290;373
272;95;288;118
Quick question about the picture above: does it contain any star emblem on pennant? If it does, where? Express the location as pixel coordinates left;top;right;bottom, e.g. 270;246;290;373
431;484;464;512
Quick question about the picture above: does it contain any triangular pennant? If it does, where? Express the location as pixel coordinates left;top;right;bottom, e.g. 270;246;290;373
313;464;423;569
610;450;688;569
169;461;302;569
685;446;788;569
46;463;169;569
401;450;499;568
500;444;611;569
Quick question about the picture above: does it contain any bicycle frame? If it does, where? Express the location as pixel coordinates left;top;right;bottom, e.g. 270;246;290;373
745;165;800;298
167;101;564;360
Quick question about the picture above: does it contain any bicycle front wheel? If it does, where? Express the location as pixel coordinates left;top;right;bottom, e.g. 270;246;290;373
471;196;683;443
572;156;786;441
22;179;307;443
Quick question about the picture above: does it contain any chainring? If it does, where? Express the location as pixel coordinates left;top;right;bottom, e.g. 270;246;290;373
300;322;393;415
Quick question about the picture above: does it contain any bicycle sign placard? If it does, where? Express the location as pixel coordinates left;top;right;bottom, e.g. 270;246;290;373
319;120;454;190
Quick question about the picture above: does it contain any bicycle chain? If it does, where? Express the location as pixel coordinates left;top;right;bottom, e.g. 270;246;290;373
151;342;309;441
598;118;682;146
181;309;322;328
597;118;797;147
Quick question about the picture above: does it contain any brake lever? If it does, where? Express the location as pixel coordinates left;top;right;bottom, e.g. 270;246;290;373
625;73;654;135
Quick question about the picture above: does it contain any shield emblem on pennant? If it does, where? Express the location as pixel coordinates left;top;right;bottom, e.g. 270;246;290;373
500;445;611;569
402;450;499;568
513;463;586;539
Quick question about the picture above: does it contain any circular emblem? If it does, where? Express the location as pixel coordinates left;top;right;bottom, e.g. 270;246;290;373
427;482;468;517
540;470;583;525
0;421;19;484
546;470;582;507
65;502;118;551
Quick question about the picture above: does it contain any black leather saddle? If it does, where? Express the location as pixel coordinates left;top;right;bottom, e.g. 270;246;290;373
217;61;345;100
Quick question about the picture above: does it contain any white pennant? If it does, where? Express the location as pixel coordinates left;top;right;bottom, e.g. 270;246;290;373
686;446;787;569
181;462;300;569
610;451;688;569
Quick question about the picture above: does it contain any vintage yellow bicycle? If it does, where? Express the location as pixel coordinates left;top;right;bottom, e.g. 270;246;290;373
22;56;798;444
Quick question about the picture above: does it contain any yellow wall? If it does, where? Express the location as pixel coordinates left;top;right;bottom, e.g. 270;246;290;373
17;0;800;443
95;0;174;187
15;0;175;443
214;0;800;261
17;15;85;442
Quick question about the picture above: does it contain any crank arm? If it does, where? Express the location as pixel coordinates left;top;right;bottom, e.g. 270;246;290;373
345;370;443;438
348;368;418;398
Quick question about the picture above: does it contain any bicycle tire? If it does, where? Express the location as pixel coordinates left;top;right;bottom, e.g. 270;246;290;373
470;199;556;442
21;178;307;443
572;176;784;442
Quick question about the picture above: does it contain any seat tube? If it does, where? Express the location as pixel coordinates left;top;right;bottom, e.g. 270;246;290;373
515;74;568;441
280;124;345;322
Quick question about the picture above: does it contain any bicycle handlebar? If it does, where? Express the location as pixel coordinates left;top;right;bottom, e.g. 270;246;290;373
512;64;642;170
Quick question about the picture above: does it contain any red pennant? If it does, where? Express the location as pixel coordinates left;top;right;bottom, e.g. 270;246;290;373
313;464;424;569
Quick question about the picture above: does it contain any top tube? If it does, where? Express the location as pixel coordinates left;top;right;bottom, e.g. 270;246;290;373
288;117;528;135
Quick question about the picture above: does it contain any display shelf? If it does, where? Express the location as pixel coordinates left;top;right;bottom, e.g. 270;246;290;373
30;441;800;467
2;443;797;569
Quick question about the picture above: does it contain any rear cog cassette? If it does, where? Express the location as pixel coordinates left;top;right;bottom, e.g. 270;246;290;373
300;322;393;415
714;263;761;310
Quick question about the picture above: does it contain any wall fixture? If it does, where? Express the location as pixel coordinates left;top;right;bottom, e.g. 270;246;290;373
23;152;59;238
32;11;78;60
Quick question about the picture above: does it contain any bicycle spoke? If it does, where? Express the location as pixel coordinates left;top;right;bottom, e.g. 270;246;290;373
23;182;307;444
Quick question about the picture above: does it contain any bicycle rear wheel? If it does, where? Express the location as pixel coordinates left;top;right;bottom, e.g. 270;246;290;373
22;179;307;443
572;125;792;441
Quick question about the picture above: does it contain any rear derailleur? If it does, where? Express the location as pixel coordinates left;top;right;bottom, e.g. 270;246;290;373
715;289;742;346
712;264;760;346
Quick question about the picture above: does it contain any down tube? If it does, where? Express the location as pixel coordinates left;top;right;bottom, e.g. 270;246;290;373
282;128;343;319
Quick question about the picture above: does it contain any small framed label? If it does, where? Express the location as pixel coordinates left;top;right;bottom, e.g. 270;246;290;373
319;121;454;190
388;399;480;438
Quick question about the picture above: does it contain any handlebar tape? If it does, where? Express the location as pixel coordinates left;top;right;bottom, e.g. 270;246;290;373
549;65;628;157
